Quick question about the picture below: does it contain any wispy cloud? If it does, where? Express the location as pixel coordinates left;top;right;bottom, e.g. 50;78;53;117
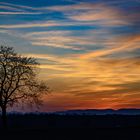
48;3;130;26
0;2;38;11
0;21;95;29
79;35;140;59
0;22;59;28
0;12;42;15
23;30;101;50
32;42;83;50
0;5;24;11
0;2;43;15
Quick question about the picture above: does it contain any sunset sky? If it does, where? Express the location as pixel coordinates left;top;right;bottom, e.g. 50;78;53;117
0;0;140;112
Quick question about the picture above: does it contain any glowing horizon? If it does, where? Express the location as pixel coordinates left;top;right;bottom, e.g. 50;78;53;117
0;0;140;112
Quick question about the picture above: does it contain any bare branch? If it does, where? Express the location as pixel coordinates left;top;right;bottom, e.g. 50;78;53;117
0;45;49;109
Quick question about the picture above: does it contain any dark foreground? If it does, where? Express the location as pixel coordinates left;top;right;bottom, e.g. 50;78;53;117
0;114;140;140
0;127;140;140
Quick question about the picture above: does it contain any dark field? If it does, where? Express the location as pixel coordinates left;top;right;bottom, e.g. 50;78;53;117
0;114;140;140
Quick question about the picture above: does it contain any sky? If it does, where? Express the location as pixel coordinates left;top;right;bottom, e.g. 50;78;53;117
0;0;140;112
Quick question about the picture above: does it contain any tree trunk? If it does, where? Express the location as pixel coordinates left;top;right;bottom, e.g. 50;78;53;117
1;106;7;129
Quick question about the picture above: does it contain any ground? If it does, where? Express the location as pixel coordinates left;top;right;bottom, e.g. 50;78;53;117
0;114;140;140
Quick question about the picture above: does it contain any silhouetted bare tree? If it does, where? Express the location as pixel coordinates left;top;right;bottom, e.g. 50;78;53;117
0;46;48;129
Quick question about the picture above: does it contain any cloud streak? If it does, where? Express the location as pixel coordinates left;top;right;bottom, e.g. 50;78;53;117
80;35;140;59
0;12;42;15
